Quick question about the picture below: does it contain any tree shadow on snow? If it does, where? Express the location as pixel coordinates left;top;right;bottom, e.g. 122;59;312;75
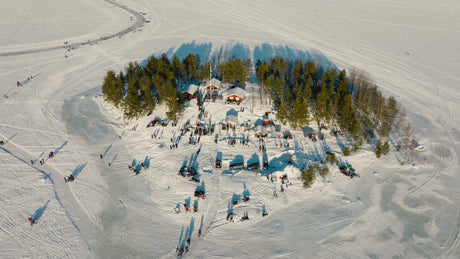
143;41;337;75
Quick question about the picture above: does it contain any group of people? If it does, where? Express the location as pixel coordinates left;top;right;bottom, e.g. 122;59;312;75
275;138;290;148
30;151;54;165
170;136;181;150
128;165;140;175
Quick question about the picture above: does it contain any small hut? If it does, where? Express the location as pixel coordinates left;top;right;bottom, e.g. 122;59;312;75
206;78;221;92
225;87;247;104
183;84;199;99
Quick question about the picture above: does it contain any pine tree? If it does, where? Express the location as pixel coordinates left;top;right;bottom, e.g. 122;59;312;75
171;55;181;81
124;79;142;117
291;59;304;85
312;81;327;127
301;166;316;188
163;81;179;121
276;104;288;125
290;75;312;128
256;62;269;100
180;54;199;83
102;71;116;103
139;75;155;111
383;140;390;155
376;139;383;158
223;58;247;85
269;57;289;80
145;56;158;76
157;58;173;82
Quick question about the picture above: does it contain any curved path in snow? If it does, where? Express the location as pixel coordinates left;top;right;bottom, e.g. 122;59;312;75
0;141;112;257
0;0;145;57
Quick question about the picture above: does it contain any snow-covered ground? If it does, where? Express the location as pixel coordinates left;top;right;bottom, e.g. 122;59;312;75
0;0;459;258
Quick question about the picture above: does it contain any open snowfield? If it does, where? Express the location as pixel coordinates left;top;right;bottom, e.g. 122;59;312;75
0;0;459;258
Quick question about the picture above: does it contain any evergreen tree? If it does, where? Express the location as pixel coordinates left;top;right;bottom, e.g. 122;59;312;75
256;62;269;99
290;75;312;128
276;104;288;125
223;58;247;85
124;79;142;117
139;75;155;110
145;56;158;76
160;53;170;66
269;57;289;80
291;59;304;85
379;96;399;137
162;81;179;121
266;75;285;108
181;54;200;83
301;166;316;188
312;81;327;127
102;71;116;103
157;58;173;82
171;55;181;81
375;139;383;158
383;140;390;155
102;71;123;108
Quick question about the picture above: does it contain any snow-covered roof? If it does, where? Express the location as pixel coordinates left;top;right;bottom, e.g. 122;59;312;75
184;84;199;94
225;87;248;98
206;78;221;88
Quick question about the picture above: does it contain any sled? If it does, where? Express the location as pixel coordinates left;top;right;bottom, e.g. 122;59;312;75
64;176;74;182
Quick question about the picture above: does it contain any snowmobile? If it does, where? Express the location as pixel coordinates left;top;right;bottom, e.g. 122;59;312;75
339;165;359;178
194;190;206;199
64;174;74;182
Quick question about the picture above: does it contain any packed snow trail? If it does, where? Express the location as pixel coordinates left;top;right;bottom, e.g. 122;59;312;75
0;0;145;57
0;140;119;258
